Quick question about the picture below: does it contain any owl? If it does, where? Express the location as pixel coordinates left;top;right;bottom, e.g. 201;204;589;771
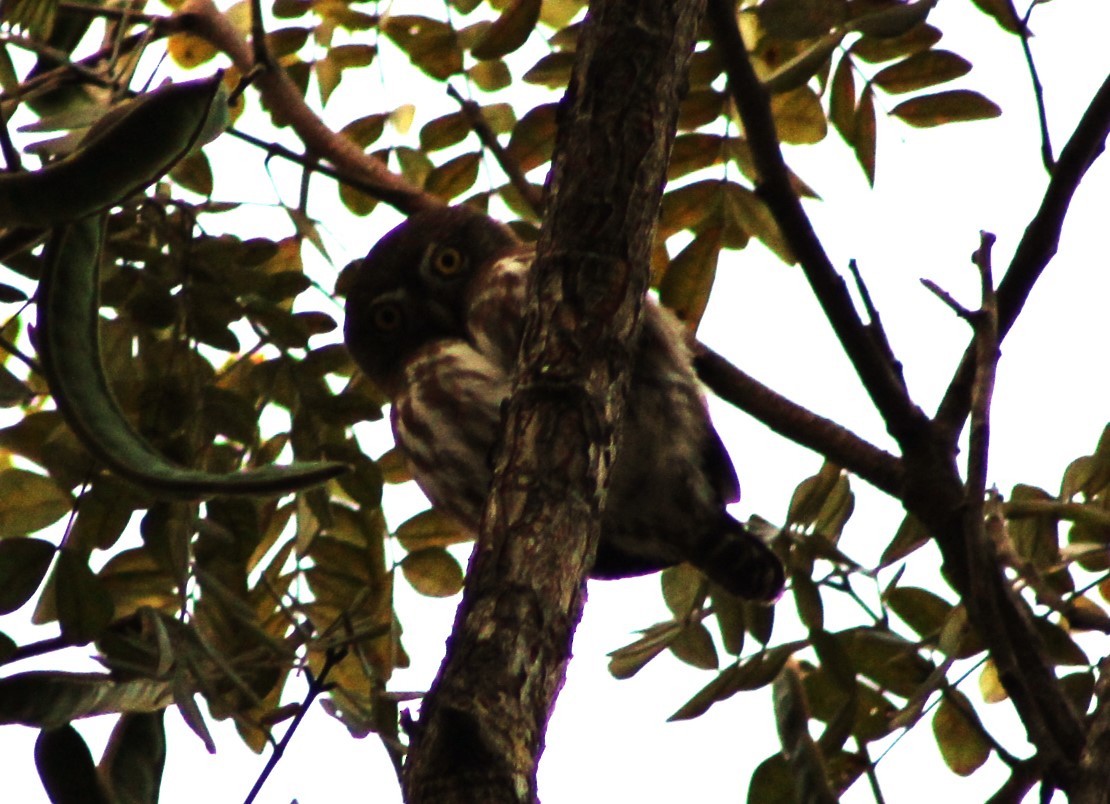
343;206;784;601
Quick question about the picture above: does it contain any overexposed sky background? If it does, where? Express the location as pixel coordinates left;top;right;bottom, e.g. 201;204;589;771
2;0;1110;801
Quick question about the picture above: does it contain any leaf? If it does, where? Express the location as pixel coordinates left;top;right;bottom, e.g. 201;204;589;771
758;0;845;40
885;586;952;639
37;219;348;498
978;660;1007;703
0;538;55;614
425;152;480;200
670;643;801;721
850;23;942;63
770;85;827;144
169;149;214;196
381;15;462;80
850;0;937;39
879;513;929;566
99;711;166;804
853;83;877;185
932;691;991;775
468;59;512;91
873;50;972;95
763;32;844;94
505;103;557;173
608;622;682;679
658;229;722;329
668;622;719;670
420;111;471;152
340;113;388;148
0;468;71;538
773;659;838;804
892;90;1001;128
167;33;217;69
401;548;464;597
522;51;574;88
36;724;111;804
0;672;171;728
395;509;470;550
969;0;1023;33
829;55;856;142
54;548;114;643
471;0;540;59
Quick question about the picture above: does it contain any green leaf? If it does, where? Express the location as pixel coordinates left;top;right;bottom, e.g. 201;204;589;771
850;0;937;39
0;468;71;538
401;548;464;597
395;509;470;550
669;622;719;670
670;643;801;721
340;113;388;148
892;90;1001;128
420;111;472;152
770;85;827;144
54;548;114;643
425;152;480;201
522;51;574;88
36;724;111;804
0;537;55;614
932;691;991;775
471;0;540;60
0;671;171;728
852;83;877;185
505;103;557;173
850;23;942;63
879;513;930;566
608;622;682;679
99;712;166;804
381;15;462;80
885;586;952;639
468;59;512;91
969;0;1022;33
658;229;721;329
873;50;972;94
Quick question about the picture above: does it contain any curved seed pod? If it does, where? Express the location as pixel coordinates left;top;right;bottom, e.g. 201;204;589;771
36;217;348;498
0;74;230;228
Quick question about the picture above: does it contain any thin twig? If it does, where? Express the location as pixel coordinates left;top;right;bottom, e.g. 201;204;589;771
446;83;544;217
1019;1;1054;171
848;259;906;386
966;231;998;506
934;72;1110;438
920;278;974;321
705;0;926;448
242;645;348;804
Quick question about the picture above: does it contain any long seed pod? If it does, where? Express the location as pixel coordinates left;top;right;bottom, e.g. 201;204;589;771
36;216;348;498
0;74;229;228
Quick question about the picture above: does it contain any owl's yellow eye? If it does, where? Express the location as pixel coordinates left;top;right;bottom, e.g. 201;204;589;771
371;302;403;331
432;247;464;276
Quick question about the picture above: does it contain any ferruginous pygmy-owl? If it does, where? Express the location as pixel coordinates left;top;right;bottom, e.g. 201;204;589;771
343;206;784;601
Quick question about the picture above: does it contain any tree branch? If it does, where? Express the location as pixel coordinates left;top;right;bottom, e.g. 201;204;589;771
1074;656;1110;803
934;71;1110;438
401;0;706;799
705;0;928;449
693;346;904;497
179;0;437;216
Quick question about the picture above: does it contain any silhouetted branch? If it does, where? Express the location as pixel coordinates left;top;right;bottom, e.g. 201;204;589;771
180;0;437;216
1075;656;1110;802
935;71;1110;438
705;0;927;448
694;346;904;498
1018;2;1054;171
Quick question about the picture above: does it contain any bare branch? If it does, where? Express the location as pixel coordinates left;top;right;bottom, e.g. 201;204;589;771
705;0;928;448
694;346;904;498
1075;657;1110;803
179;0;437;216
935;71;1110;437
447;84;544;218
1018;2;1054;171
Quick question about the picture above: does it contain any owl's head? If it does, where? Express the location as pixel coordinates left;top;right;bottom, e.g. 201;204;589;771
343;206;520;395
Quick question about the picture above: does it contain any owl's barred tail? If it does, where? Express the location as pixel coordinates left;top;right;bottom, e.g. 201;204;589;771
692;516;785;602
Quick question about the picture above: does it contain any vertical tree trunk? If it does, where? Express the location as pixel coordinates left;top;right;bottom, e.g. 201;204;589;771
401;0;706;800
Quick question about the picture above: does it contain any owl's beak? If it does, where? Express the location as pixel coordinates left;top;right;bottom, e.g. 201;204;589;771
425;299;462;336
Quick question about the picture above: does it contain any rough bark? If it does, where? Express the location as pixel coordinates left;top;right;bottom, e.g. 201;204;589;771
400;0;705;801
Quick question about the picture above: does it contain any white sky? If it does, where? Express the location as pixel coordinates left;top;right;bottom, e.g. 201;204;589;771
2;0;1110;801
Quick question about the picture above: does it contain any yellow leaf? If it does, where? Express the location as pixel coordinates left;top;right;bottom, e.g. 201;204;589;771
892;89;1001;128
401;548;464;597
770;85;827;144
167;33;217;69
932;691;991;776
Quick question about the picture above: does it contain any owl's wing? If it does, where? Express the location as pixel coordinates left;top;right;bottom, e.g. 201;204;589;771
391;339;511;533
